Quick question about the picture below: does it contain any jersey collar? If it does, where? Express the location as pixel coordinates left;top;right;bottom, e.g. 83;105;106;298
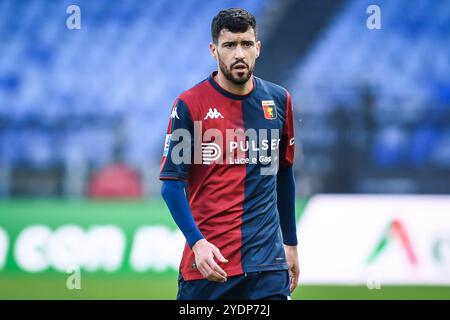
208;71;257;100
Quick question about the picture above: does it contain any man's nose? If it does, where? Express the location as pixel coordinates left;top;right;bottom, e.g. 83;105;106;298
234;45;245;59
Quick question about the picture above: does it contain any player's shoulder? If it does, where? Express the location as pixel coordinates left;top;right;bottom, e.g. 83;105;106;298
177;78;210;106
255;76;291;99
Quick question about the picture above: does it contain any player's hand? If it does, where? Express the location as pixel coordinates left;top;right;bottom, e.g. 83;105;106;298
284;245;300;293
192;239;229;282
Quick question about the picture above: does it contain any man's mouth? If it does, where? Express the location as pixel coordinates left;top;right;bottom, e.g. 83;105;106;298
233;63;247;70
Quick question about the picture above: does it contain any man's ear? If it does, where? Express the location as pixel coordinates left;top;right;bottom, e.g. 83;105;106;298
209;42;217;59
256;40;261;59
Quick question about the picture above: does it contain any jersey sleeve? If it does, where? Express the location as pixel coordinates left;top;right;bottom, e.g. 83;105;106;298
279;90;295;167
159;98;194;181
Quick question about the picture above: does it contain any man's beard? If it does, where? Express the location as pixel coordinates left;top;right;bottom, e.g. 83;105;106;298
218;55;254;85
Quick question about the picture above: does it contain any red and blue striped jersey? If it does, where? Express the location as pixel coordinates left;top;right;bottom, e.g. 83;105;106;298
160;71;295;281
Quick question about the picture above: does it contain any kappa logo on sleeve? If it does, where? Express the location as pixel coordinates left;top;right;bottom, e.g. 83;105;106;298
170;107;179;119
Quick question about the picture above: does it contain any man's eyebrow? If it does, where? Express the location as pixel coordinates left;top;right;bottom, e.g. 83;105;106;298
222;40;254;45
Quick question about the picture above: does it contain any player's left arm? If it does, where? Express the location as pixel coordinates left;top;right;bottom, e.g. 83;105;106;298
277;89;300;293
277;166;300;293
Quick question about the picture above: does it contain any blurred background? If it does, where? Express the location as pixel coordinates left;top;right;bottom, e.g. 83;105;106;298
0;0;449;299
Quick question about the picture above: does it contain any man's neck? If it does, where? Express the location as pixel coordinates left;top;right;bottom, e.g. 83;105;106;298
214;71;254;96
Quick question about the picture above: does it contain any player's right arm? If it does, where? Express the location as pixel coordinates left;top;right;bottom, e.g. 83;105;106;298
161;181;228;282
159;98;228;282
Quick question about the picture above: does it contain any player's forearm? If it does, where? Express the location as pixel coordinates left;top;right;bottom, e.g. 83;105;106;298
161;180;204;248
276;166;298;246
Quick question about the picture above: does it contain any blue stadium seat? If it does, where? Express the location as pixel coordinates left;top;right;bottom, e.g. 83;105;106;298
0;0;269;168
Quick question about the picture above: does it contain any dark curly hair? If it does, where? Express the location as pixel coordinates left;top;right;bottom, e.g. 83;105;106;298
211;8;257;44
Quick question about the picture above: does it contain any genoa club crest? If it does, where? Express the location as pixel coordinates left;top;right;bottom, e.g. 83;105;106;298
261;100;277;120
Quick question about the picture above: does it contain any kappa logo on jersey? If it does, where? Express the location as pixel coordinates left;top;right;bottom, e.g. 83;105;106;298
202;142;221;164
170;107;179;119
204;108;224;120
261;100;277;120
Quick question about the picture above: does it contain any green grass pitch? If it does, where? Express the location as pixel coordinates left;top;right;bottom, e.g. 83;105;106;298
0;199;449;300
